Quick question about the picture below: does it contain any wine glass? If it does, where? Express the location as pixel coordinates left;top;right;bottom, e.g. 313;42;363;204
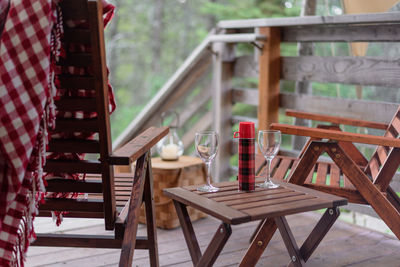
257;130;281;188
195;131;219;192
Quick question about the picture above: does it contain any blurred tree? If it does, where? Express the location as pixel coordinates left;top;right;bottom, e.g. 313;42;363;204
105;0;302;140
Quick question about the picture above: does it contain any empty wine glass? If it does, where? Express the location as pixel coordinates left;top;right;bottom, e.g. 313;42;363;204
195;131;219;192
257;130;281;188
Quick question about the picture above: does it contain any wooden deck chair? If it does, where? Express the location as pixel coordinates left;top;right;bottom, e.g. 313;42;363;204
252;107;400;248
30;1;168;266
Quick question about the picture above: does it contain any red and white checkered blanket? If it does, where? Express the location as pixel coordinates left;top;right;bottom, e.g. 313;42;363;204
0;0;115;266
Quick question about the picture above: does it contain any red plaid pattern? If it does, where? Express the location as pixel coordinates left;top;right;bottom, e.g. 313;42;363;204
0;0;115;265
238;138;255;191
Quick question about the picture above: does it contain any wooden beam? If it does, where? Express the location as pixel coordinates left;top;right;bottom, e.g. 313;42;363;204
271;123;400;147
283;24;400;42
218;12;400;29
285;109;389;130
282;56;400;88
292;0;315;151
234;56;258;78
280;92;398;124
209;33;266;43
232;89;398;124
258;27;281;130
232;87;257;105
232;87;258;105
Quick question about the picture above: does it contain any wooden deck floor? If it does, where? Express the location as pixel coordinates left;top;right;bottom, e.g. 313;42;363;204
26;212;400;266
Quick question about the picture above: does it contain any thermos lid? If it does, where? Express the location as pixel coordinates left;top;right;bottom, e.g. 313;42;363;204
233;121;255;138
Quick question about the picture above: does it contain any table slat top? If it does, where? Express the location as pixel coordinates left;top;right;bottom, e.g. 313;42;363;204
163;178;347;225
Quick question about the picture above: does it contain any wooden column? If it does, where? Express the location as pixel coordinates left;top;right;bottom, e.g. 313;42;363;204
293;0;316;150
258;27;281;130
212;40;235;181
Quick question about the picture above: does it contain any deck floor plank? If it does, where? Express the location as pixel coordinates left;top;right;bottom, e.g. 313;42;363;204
26;212;399;266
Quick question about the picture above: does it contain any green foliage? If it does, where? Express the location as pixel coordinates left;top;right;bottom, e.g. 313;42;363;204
106;0;304;141
200;0;301;21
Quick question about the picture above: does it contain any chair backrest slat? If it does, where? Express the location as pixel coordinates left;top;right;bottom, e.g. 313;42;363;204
58;75;96;90
60;0;89;20
46;178;103;193
48;139;100;153
58;53;92;67
53;118;99;133
44;159;103;174
366;107;400;180
40;199;104;213
63;28;92;44
55;97;97;112
391;113;400;134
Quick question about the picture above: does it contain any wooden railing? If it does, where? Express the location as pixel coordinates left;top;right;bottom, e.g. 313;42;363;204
114;12;400;218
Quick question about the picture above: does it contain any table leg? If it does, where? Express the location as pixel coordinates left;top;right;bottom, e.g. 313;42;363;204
196;223;232;267
275;216;306;267
277;207;340;267
173;200;232;267
173;200;202;264
240;217;277;267
249;219;265;243
298;207;340;262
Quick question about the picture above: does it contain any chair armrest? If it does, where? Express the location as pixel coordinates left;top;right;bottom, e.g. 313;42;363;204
285;109;388;130
110;126;169;165
270;123;400;147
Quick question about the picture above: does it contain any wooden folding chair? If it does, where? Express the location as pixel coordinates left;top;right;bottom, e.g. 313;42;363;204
30;1;168;266
246;108;400;264
253;107;400;242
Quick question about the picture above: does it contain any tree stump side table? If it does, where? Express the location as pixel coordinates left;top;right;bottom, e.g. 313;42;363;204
139;156;208;229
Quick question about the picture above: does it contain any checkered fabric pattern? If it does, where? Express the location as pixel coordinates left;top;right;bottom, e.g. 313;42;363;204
0;1;55;265
238;139;255;191
0;0;115;266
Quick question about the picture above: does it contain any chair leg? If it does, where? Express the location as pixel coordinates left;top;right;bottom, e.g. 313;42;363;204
143;158;159;267
387;186;400;213
119;153;148;267
327;143;400;239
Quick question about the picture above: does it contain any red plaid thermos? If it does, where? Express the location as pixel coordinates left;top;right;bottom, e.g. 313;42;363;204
233;122;255;191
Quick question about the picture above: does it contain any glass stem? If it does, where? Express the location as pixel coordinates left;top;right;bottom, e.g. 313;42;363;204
266;158;271;183
205;161;212;187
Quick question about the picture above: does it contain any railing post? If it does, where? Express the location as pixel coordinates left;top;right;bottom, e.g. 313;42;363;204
257;27;281;131
292;0;316;150
212;40;235;181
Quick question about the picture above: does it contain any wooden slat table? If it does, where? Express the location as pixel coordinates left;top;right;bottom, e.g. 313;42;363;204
163;178;347;267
